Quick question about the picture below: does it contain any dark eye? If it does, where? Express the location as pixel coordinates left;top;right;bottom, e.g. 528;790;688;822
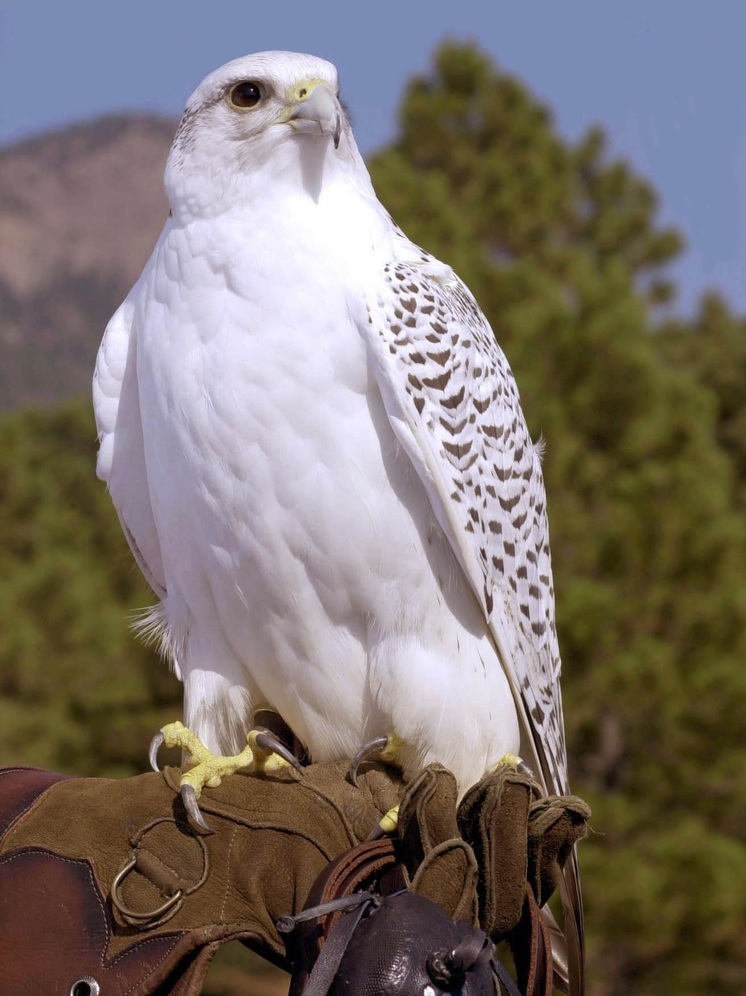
230;81;262;108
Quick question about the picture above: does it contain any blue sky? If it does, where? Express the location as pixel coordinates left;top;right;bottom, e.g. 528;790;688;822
1;1;745;315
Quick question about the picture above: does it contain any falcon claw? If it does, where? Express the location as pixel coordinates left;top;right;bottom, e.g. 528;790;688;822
253;730;303;771
180;785;214;834
149;731;165;773
348;735;391;787
367;804;400;839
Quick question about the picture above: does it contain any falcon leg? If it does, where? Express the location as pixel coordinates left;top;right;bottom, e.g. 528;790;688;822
149;716;303;832
496;752;523;770
348;732;405;787
348;742;526;838
247;727;304;773
348;733;407;837
367;804;401;840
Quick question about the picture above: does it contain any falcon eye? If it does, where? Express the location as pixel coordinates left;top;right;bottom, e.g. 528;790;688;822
230;81;262;108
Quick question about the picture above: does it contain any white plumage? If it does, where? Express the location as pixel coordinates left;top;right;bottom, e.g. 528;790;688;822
93;50;581;986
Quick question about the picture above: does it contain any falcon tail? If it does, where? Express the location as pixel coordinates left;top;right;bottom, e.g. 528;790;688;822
561;850;585;996
542;849;584;996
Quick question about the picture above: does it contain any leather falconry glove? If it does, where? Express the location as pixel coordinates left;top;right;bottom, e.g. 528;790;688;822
0;760;589;995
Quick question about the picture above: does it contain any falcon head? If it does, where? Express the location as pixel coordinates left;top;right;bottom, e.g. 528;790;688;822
166;51;354;217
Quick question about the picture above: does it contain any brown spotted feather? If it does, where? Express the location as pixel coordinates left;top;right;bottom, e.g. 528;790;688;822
365;242;568;797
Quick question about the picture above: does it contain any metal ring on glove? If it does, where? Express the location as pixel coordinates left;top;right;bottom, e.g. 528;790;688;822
110;856;183;922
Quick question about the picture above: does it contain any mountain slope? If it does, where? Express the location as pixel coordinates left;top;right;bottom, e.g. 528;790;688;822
0;115;175;409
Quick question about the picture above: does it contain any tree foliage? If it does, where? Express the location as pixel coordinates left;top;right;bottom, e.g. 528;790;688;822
0;41;744;995
0;400;180;777
369;42;746;994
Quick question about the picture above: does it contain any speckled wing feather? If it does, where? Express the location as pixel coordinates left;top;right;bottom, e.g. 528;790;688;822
362;240;584;994
363;240;567;796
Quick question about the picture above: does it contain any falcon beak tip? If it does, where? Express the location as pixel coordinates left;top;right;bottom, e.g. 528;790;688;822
288;83;342;150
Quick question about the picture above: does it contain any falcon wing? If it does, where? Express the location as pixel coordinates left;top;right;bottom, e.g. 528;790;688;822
93;294;166;600
362;245;584;994
363;249;566;793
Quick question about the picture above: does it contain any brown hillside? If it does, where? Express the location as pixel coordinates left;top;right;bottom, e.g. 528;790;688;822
0;115;176;409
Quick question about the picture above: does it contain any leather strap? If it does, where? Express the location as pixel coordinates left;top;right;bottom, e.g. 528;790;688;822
295;896;376;996
507;885;554;996
285;837;407;995
282;835;550;996
305;837;405;911
494;959;524;996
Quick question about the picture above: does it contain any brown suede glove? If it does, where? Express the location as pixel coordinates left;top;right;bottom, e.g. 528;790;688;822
0;762;400;996
0;761;589;996
527;794;591;908
284;763;590;996
396;764;479;925
458;766;535;939
458;766;591;939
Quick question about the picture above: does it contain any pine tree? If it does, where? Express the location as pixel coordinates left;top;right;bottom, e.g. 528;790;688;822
369;41;746;994
659;293;746;494
0;400;180;777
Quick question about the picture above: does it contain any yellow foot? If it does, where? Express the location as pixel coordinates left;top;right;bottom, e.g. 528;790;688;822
247;727;303;774
348;732;405;786
378;804;400;834
496;752;523;769
348;733;406;838
149;720;302;831
492;751;539;783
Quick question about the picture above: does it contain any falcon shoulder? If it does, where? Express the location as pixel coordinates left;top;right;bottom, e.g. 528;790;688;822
93;294;167;601
361;239;568;798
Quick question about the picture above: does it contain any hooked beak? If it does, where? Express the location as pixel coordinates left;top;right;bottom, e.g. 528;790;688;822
288;83;342;150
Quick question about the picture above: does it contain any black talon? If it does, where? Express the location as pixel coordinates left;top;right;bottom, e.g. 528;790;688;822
348;735;390;787
149;731;165;773
180;785;214;834
253;729;304;771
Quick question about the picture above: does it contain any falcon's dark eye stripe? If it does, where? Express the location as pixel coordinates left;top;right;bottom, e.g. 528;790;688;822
230;81;262;109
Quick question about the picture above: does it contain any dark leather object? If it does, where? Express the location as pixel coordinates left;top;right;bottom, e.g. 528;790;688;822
284;837;405;996
283;837;552;996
